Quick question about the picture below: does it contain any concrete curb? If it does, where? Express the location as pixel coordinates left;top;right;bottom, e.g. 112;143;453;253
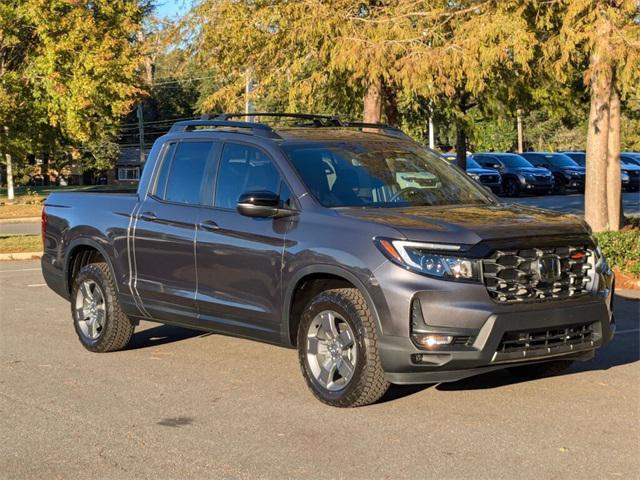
0;217;40;224
0;252;42;261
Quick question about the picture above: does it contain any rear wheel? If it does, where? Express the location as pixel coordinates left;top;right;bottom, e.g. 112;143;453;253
71;262;135;352
508;360;574;379
504;178;520;197
297;288;389;407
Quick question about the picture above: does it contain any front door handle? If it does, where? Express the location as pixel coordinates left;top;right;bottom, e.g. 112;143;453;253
140;211;157;222
199;220;220;231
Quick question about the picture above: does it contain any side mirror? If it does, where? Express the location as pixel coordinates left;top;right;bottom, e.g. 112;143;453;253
236;191;297;218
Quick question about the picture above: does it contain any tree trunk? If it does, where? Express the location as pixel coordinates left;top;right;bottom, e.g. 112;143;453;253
2;126;14;201
363;77;383;124
455;120;467;170
382;83;400;126
584;14;613;233
516;109;524;153
606;88;622;230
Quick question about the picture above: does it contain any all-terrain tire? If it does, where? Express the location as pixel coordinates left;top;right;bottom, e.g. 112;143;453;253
71;262;135;352
297;288;389;407
508;360;575;379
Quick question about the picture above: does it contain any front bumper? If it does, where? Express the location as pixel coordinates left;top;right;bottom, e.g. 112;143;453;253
379;298;614;384
521;179;554;192
373;258;615;385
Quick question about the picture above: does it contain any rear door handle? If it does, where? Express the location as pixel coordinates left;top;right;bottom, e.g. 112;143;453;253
140;211;157;222
199;220;219;231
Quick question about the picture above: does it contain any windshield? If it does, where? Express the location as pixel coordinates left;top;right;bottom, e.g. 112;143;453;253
284;142;495;208
467;158;482;169
564;152;586;166
549;154;579;167
621;154;640;167
496;154;533;168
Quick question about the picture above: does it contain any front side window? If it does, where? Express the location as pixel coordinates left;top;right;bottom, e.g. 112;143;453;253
497;154;533;168
215;143;282;209
284;142;495;208
154;141;214;204
549;154;579;167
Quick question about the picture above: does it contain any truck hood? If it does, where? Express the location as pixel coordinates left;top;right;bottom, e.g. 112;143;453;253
337;203;590;245
511;167;552;175
467;167;500;175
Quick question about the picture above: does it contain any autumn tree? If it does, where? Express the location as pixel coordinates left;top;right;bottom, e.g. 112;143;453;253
540;0;639;232
0;0;149;190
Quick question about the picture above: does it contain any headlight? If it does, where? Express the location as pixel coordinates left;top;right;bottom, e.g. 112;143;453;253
470;174;481;181
621;172;630;182
375;238;481;281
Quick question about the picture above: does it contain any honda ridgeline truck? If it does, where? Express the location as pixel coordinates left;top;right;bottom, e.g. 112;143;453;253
41;113;615;407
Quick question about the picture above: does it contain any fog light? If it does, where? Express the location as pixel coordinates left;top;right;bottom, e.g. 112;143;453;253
415;334;454;348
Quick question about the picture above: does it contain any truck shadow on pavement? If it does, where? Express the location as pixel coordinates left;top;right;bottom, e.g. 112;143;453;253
125;324;213;350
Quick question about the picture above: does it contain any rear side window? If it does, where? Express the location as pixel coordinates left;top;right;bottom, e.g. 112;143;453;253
215;143;281;209
154;141;214;204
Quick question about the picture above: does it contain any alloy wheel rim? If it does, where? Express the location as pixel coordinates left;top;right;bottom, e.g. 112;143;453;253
75;280;106;340
306;310;357;392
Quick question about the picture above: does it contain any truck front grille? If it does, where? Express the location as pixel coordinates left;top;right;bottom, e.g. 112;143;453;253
494;323;595;362
480;175;500;184
482;246;593;303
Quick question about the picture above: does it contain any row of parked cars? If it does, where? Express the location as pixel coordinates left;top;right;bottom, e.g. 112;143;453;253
449;151;640;197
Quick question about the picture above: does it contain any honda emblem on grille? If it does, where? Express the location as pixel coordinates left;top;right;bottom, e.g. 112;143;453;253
535;255;561;282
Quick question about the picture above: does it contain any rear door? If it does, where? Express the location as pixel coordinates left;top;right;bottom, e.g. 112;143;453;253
133;140;218;323
195;142;294;339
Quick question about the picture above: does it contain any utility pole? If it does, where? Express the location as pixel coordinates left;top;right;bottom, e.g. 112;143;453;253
245;70;255;122
2;126;14;201
516;108;524;153
136;104;145;163
428;116;435;150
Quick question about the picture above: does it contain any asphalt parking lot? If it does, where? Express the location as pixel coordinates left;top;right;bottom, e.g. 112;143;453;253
1;260;638;479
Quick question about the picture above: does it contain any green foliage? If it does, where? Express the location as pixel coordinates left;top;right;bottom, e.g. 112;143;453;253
1;0;149;180
594;229;640;277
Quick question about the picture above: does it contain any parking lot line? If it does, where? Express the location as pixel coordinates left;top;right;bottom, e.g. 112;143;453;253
616;328;639;334
0;268;41;273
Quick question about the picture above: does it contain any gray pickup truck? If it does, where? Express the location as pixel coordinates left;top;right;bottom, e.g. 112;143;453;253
42;113;615;407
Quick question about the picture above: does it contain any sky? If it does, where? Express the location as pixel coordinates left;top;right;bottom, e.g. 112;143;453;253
154;0;191;19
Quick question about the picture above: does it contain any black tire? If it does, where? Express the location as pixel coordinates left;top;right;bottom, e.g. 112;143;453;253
503;178;520;197
297;288;389;407
508;360;574;379
553;175;567;195
71;262;135;352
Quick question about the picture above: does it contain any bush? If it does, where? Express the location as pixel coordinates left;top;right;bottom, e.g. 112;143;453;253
594;229;640;278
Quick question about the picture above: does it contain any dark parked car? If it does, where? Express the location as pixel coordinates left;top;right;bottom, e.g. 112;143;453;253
564;151;638;192
41;114;615;407
521;152;585;194
465;157;502;193
470;152;554;197
621;152;640;167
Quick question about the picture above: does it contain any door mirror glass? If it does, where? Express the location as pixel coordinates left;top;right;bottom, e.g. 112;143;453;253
236;191;295;218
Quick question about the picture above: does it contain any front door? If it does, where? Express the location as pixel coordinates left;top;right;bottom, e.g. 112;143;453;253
195;142;293;338
133;140;218;324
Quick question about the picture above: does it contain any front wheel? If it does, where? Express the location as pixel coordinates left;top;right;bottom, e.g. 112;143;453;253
71;262;135;352
503;178;520;197
297;288;389;407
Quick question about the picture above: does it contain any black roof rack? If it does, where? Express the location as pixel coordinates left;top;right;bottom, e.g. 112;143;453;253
341;122;411;140
168;119;281;138
168;113;409;140
211;112;341;127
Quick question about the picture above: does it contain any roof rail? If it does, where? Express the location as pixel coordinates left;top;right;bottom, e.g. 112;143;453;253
168;119;281;139
212;112;341;127
168;113;410;140
341;122;411;140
